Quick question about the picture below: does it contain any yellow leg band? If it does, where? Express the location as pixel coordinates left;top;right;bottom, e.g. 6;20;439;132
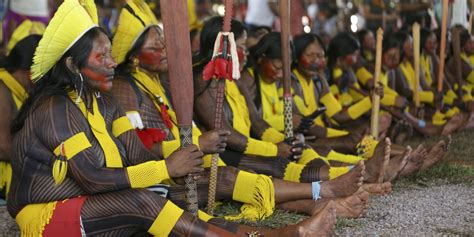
297;148;321;165
432;110;447;126
127;160;170;188
327;150;364;165
198;210;214;222
148;201;184;237
329;166;350;180
283;162;305;182
244;138;278;157
261;128;285;143
320;93;342;117
228;171;275;221
445;107;460;118
347;97;372;119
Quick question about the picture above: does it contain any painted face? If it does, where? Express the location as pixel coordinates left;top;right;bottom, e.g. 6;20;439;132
236;31;248;72
383;47;400;69
424;33;438;54
342;50;359;67
138;27;167;73
403;36;413;59
363;31;376;51
260;57;283;83
299;41;326;77
82;32;116;92
464;36;474;55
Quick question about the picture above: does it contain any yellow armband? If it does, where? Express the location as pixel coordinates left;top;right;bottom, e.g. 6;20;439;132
443;89;458;105
326;128;349;137
347;97;372;119
320;93;342;117
112;116;134;137
381;93;397;106
148;201;183;237
356;67;373;86
52;132;92;185
419;91;434;103
127;160;170;188
445;107;460;118
244;138;278;157
261;127;285;143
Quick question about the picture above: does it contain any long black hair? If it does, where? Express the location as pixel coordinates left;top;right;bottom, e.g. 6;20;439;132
327;32;360;79
12;27;106;133
4;35;42;71
393;31;410;61
292;33;325;68
420;27;434;53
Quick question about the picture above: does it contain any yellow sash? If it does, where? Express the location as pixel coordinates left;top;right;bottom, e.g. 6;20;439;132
71;94;124;168
0;69;27;109
259;78;285;131
461;53;474;84
421;54;433;87
225;79;252;136
293;69;317;113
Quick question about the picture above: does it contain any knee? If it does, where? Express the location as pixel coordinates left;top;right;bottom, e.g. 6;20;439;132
131;189;169;215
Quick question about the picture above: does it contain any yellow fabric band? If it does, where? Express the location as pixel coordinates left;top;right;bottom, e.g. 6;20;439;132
0;162;12;197
244;138;278;157
445;107;460;118
16;202;57;237
467;70;474;84
419;91;434;103
0;69;28;109
127;160;170;188
293;69;318;113
421;54;433;86
283;162;305;182
260;78;286;132
297;148;325;165
327;150;364;165
356;66;373;86
261;127;285;143
432;110;447;126
326;127;349;137
356;135;379;159
198;210;214;222
320;93;342;117
228;171;275;221
72;95;124;168
225;79;252;136
329;166;350;180
112;116;134;137
347;97;372;119
53;132;92;159
148;201;184;237
202;154;226;168
381;93;397;106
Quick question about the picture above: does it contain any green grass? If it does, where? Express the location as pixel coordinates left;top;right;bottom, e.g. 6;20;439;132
214;128;474;229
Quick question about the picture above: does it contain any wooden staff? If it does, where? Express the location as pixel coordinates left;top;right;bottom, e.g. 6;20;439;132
413;22;421;107
206;0;235;215
452;27;463;95
160;0;198;216
437;0;449;93
280;0;294;140
469;11;473;34
370;28;384;138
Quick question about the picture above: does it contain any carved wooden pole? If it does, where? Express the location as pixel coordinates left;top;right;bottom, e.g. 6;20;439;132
437;0;449;93
280;0;294;140
370;28;384;138
413;22;421;107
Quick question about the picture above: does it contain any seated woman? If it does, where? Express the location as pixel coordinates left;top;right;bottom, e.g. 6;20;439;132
7;1;339;236
0;20;42;199
110;0;369;221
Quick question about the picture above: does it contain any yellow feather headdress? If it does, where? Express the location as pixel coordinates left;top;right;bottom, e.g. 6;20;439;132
112;0;159;65
31;0;99;82
7;20;45;56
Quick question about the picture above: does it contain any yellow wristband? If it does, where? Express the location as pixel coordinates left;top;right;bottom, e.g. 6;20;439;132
419;91;434;103
261;128;285;143
244;138;278;157
347;97;372;119
127;160;170;188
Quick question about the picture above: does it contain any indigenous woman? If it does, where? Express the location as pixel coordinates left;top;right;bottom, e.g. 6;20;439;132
8;1;340;236
0;20;43;198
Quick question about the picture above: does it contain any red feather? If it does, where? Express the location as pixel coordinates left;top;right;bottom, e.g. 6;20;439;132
136;128;167;149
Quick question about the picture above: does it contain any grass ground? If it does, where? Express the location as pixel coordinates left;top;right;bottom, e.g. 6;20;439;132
213;129;474;229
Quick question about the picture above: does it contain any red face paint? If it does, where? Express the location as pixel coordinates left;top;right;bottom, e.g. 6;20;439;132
138;49;162;68
82;67;112;92
261;59;279;82
344;53;357;66
300;56;319;72
237;47;247;66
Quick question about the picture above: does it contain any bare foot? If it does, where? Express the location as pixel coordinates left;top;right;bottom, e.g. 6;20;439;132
330;191;370;219
364;138;391;183
420;140;448;170
441;113;464;135
462;112;474;129
361;182;392;195
398;145;427;177
296;201;337;237
384;146;411;182
320;162;365;198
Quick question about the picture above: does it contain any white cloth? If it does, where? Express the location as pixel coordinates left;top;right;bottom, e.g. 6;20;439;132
244;0;276;27
450;0;468;28
9;0;49;17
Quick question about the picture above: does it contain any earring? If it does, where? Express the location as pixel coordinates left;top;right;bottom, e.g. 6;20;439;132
75;72;84;104
132;58;140;73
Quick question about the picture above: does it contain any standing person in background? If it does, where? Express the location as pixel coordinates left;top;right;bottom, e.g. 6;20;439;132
244;0;278;31
361;0;399;32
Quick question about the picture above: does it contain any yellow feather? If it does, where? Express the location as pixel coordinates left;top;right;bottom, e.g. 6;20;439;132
52;159;67;185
